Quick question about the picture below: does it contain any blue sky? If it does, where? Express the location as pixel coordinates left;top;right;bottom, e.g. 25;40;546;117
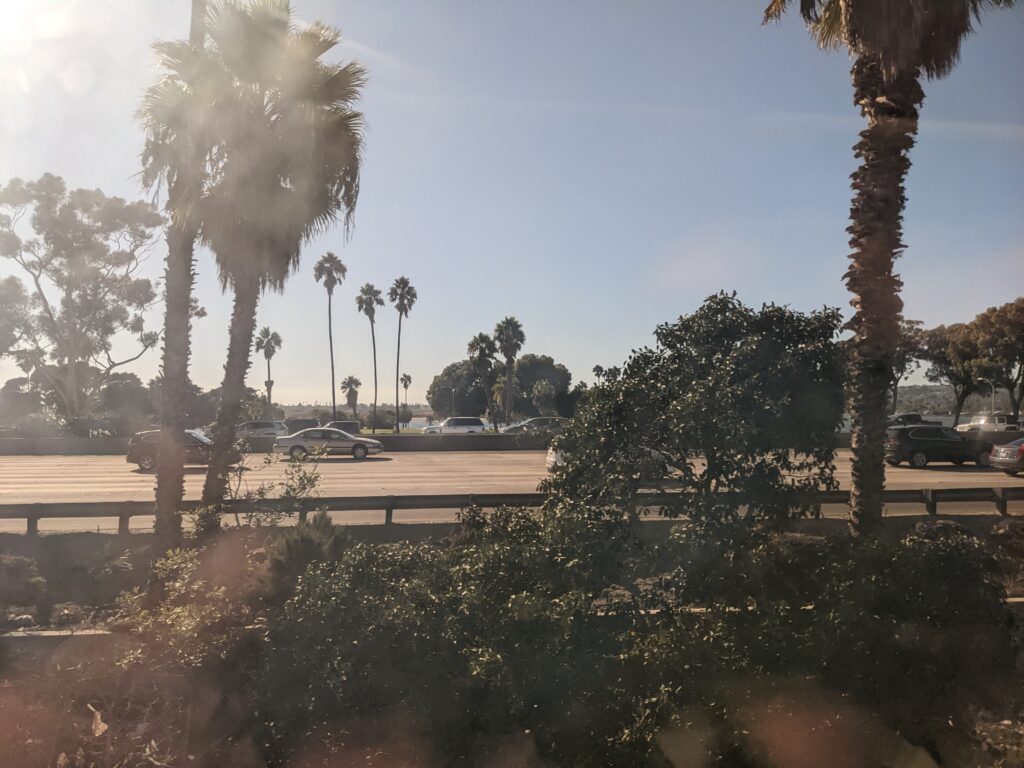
1;1;1022;404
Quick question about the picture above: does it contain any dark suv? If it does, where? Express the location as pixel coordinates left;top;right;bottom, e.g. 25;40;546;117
885;426;993;468
127;429;216;471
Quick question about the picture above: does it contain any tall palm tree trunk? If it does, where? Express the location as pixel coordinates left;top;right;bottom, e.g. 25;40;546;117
265;355;273;418
370;323;378;433
154;0;206;550
202;272;260;508
328;293;337;420
394;314;402;433
504;358;513;424
845;57;923;536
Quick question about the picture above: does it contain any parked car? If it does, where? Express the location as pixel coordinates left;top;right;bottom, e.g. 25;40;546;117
422;417;486;434
956;413;1019;432
127;429;226;471
500;417;570;434
990;438;1024;476
284;418;321;433
885;425;993;468
324;420;361;434
273;428;383;460
0;426;26;438
237;420;289;438
886;413;940;428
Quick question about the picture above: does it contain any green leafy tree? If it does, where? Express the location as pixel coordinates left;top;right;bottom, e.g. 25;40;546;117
544;294;845;528
494;316;525;425
467;332;498;428
314;252;348;421
356;284;385;433
973;298;1024;420
175;1;365;506
388;277;417;433
340;375;361;418
515;353;572;418
763;0;1015;533
922;323;982;427
138;0;209;548
0;174;163;435
426;360;487;418
890;318;924;414
254;327;282;419
0;277;28;358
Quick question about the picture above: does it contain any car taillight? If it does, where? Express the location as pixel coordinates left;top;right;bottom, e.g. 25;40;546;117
1017;445;1024;458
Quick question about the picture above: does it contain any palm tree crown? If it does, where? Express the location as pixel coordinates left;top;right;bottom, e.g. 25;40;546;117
314;252;348;295
401;373;412;390
255;326;282;360
356;283;384;322
494;317;525;364
468;332;498;369
388;276;418;317
140;0;365;293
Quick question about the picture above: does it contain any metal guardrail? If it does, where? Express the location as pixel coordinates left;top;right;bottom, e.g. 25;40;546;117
1;487;1023;536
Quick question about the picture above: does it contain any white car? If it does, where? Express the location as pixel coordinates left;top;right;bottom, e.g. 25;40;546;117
422;417;486;434
237;420;290;438
273;428;383;460
956;414;1019;432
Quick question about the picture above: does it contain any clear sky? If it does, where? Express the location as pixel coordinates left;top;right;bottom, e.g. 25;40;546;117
1;0;1022;405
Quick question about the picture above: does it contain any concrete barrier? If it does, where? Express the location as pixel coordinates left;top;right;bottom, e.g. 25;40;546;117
0;437;130;455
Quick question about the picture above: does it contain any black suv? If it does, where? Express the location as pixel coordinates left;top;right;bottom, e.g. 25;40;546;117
885;425;993;468
127;429;216;471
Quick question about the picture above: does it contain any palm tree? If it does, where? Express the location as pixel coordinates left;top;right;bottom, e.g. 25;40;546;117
468;332;497;429
341;375;361;418
400;372;412;426
494;317;525;425
139;0;207;549
388;277;417;433
356;284;385;432
763;0;1013;534
254;327;282;418
314;252;347;420
168;1;365;507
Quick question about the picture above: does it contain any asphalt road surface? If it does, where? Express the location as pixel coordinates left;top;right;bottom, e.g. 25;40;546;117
1;449;1021;533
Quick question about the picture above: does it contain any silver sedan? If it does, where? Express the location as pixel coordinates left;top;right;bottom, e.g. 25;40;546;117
274;428;383;460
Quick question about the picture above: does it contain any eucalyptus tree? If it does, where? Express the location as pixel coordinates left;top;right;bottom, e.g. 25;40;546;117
341;375;361;418
468;332;498;429
763;0;1014;533
158;0;366;507
494;317;525;425
356;284;385;432
254;327;282;418
388;277;417;433
138;0;208;548
314;252;348;420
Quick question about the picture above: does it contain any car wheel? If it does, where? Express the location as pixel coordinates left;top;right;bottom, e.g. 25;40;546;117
975;452;991;467
1005;470;1020;477
951;459;964;466
352;444;368;460
886;460;900;467
137;454;156;471
910;451;928;469
289;445;307;460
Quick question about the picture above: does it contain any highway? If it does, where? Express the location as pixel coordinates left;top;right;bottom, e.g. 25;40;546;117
0;449;1021;533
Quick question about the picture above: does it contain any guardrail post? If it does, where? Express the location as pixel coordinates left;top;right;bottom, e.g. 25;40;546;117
923;489;937;516
118;513;131;536
994;488;1008;517
385;496;394;526
27;512;39;537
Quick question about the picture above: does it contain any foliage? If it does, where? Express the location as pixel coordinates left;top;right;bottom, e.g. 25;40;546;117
426;359;489;418
890;317;924;413
923;323;982;426
544;294;845;527
264;511;350;606
974;297;1024;419
516;353;572;417
340;374;361;416
0;174;163;433
0;554;47;607
494;316;525;422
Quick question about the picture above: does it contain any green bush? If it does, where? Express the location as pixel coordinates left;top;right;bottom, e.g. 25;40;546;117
0;553;47;607
264;510;351;604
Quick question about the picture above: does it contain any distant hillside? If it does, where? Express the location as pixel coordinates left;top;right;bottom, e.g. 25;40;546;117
895;384;1014;416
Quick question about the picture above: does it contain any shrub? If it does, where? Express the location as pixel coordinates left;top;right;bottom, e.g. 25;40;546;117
264;510;350;604
0;554;47;607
